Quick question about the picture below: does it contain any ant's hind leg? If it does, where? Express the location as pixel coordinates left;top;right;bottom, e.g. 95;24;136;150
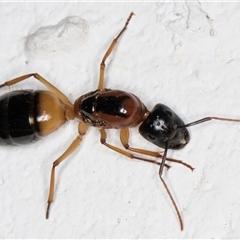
46;123;89;219
0;73;69;104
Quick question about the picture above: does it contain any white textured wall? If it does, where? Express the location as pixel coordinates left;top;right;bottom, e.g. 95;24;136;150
1;2;240;238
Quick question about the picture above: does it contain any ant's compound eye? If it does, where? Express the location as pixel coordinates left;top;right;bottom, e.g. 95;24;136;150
147;134;155;141
165;109;173;117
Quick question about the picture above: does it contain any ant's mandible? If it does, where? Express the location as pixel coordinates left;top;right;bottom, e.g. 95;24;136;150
1;12;240;231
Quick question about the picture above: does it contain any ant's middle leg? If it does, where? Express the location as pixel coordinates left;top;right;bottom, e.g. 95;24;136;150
100;129;183;230
98;12;134;90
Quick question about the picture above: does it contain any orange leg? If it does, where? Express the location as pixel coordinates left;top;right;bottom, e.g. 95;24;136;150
0;73;69;104
46;123;89;219
99;128;171;168
120;128;194;171
100;128;183;231
98;12;134;90
0;73;75;120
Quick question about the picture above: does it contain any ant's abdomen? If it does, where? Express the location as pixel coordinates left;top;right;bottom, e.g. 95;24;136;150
0;90;66;145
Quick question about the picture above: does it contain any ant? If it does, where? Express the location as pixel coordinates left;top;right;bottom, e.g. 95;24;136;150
1;12;240;231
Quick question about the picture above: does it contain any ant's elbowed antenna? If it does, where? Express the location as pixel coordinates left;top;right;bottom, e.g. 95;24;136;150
144;106;240;177
178;116;240;128
139;103;240;230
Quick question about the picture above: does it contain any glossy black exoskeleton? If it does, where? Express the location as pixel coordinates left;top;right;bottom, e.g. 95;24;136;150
139;103;191;175
139;103;240;175
0;90;66;146
139;103;190;150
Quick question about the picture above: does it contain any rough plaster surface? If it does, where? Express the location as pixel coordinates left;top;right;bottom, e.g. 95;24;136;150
0;2;240;238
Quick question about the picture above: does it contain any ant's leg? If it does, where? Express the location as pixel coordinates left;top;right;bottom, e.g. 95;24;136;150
100;129;183;231
120;128;194;171
46;123;89;219
99;128;171;169
0;73;69;104
98;12;134;90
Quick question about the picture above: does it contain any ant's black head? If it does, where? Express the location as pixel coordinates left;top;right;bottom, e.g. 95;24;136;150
139;103;190;150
